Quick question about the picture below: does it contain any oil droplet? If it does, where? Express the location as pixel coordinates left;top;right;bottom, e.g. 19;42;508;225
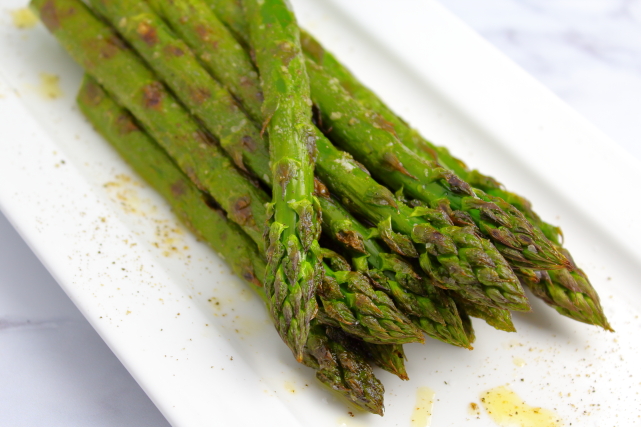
411;387;436;427
284;380;296;394
480;385;563;427
10;8;38;29
503;339;524;349
513;357;526;367
236;316;268;337
37;73;63;99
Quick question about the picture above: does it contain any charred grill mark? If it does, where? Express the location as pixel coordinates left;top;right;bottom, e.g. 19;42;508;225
277;41;298;67
242;267;262;287
372;114;396;136
275;160;296;195
195;24;209;41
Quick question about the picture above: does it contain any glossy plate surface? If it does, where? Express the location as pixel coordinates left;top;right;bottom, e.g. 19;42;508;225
1;0;640;425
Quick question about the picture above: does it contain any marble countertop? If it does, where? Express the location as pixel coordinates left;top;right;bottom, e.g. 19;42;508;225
1;1;640;425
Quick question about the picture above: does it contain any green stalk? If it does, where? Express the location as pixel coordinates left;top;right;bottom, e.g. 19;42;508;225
76;75;385;415
31;0;268;250
519;250;611;330
166;2;530;313
299;31;610;331
76;74;266;289
87;0;269;205
208;0;248;43
243;0;322;361
146;0;263;123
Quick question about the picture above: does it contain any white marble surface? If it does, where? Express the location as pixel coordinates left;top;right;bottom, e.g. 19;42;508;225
1;1;641;426
0;211;171;427
439;0;641;160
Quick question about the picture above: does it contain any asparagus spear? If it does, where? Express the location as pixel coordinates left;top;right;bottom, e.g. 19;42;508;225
299;32;610;331
359;342;409;381
314;137;529;312
453;296;515;333
31;0;423;350
324;326;408;382
76;75;385;414
304;323;385;415
134;0;611;330
317;180;474;347
519;250;611;329
243;0;322;361
161;3;529;313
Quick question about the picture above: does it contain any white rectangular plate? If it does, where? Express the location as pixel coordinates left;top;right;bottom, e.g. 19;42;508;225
1;0;640;425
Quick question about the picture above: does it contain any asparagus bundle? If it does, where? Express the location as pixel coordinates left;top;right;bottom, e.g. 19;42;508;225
85;0;318;358
32;0;424;347
297;31;611;331
147;0;531;314
206;0;609;330
76;75;386;414
30;0;612;417
206;0;568;272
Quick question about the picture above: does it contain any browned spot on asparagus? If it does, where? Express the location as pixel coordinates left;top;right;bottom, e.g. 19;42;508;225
163;44;184;57
231;196;255;227
40;0;62;31
170;180;187;198
190;87;211;104
142;82;163;109
115;114;139;135
136;20;158;46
